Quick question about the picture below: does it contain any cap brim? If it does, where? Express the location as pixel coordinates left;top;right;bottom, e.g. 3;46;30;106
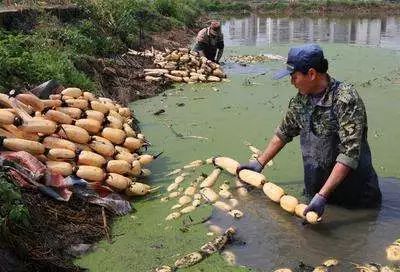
273;68;291;80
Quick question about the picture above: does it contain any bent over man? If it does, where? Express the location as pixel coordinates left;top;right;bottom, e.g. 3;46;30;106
193;21;224;63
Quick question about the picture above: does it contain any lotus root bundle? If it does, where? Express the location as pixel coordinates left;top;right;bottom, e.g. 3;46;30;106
0;88;160;198
211;156;320;224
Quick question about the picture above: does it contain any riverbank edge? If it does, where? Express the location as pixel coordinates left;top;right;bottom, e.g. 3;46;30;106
252;2;400;18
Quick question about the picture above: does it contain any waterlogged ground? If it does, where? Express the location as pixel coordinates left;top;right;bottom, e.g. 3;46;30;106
76;44;400;271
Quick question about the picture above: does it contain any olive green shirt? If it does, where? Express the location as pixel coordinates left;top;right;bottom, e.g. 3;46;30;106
276;77;368;170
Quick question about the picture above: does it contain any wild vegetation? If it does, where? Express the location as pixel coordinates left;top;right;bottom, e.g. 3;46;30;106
260;0;400;15
0;172;29;239
0;0;251;91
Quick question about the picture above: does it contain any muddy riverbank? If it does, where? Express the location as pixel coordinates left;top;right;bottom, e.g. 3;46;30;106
0;18;205;272
72;27;201;104
253;1;400;17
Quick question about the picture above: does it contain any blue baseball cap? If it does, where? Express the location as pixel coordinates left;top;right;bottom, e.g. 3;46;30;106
273;44;325;80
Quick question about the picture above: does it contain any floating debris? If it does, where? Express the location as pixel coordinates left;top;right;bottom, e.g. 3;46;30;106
351;262;383;272
129;48;227;83
213;201;232;212
165;168;182;177
322;258;339;267
221;250;236;266
192;199;201;207
180;205;196;214
273;268;292;272
200;168;221;188
386;239;400;262
153;109;165;115
153;227;236;269
167;182;179;192
171;204;182;210
178;195;192;205
174;175;185;184
219;189;232;199
200;187;219;203
208;224;223;235
174;252;203;268
168;191;181;198
228;209;244;219
228;198;239;208
225;53;286;64
155;265;172;272
165;212;181;221
184;186;196;196
313;265;329;272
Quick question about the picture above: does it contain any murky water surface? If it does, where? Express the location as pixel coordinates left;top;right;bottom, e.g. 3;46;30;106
209;178;400;271
77;16;400;272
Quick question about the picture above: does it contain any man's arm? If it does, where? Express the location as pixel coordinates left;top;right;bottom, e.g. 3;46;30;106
193;28;207;58
318;162;351;198
215;36;224;63
257;135;286;167
215;48;224;63
304;161;352;217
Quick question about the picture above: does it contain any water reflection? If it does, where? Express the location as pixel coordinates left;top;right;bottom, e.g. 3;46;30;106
222;15;400;50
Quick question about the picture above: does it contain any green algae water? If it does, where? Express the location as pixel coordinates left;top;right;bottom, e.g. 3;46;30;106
76;26;400;272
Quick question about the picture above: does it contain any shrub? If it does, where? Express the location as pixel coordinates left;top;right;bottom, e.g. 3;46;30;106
0;172;29;232
0;30;95;91
154;0;178;17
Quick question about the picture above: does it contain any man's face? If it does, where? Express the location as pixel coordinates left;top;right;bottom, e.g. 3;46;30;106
290;70;314;95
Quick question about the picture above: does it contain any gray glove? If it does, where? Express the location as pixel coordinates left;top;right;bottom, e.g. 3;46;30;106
303;193;327;217
236;159;264;175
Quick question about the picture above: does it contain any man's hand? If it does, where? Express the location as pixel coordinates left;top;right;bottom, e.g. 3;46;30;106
236;159;264;175
303;193;327;217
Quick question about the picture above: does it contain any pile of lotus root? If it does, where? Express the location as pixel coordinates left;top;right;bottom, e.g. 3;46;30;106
128;48;227;83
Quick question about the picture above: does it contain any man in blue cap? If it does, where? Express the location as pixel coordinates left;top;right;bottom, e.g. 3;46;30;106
237;44;381;218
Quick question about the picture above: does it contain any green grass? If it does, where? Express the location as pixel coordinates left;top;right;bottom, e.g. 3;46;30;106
0;171;29;239
0;30;95;92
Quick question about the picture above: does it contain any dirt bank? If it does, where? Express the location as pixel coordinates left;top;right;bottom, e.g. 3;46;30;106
255;2;400;17
1;189;112;272
72;27;200;105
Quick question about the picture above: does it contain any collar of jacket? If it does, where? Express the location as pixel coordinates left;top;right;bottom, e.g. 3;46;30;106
300;75;337;108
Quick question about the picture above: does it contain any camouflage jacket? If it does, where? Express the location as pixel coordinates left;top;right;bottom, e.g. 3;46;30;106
193;27;224;52
276;76;368;169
